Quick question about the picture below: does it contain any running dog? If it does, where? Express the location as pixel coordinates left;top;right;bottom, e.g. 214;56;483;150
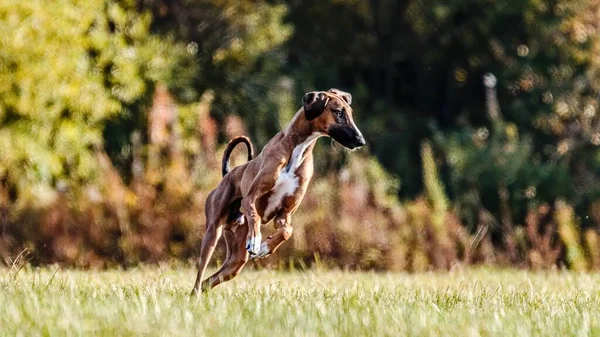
192;88;365;294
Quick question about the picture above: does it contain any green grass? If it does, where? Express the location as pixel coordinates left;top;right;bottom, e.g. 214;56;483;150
2;265;600;336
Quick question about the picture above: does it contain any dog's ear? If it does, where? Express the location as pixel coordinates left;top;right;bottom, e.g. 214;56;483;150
303;91;329;120
328;88;352;105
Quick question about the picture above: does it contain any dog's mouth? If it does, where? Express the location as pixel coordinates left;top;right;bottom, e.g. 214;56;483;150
328;125;366;150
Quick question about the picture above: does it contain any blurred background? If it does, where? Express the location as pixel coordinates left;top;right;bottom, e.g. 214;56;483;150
2;0;600;271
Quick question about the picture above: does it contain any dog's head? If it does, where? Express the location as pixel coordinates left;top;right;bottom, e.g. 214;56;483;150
302;88;366;149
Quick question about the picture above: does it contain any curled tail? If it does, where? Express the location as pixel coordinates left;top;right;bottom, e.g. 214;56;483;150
222;136;254;177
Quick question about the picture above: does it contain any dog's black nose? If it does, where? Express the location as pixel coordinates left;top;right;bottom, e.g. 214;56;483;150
355;135;366;147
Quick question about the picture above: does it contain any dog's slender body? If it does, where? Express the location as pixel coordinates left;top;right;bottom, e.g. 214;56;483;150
192;89;365;294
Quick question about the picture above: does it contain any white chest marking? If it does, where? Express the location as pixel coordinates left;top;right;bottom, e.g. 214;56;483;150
263;133;322;218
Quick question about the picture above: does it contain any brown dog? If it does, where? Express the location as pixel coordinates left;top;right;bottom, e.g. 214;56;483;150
192;89;365;294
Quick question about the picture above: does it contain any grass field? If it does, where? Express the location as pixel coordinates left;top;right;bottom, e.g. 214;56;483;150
2;265;600;336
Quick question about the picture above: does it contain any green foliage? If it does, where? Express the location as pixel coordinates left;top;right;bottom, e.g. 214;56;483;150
0;0;194;201
3;0;600;271
283;0;600;230
140;0;294;146
421;140;448;230
556;200;588;271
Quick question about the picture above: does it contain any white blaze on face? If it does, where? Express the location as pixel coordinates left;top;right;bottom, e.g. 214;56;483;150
352;121;364;140
263;132;323;219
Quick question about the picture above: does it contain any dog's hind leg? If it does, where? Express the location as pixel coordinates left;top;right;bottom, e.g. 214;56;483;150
201;224;249;291
191;224;223;295
198;221;238;287
191;190;229;295
201;200;245;280
227;198;245;227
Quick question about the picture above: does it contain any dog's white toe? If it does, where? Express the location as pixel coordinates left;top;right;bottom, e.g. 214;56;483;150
246;232;262;256
252;242;271;260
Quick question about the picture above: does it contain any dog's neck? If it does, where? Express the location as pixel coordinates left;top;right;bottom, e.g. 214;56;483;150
283;108;322;145
280;108;323;170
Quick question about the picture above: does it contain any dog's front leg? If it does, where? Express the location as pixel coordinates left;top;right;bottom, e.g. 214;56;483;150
241;195;262;256
254;213;292;259
242;161;284;256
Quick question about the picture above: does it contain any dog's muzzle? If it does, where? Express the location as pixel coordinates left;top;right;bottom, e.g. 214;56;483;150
328;125;366;150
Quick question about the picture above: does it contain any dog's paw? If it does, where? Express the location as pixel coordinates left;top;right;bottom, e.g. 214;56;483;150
252;242;271;260
246;232;262;256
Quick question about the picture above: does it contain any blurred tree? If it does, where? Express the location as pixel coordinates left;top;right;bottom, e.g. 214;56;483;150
137;0;294;146
0;0;194;202
281;0;600;229
412;0;600;228
2;0;600;269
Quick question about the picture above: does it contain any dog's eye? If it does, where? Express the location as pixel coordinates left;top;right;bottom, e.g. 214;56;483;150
332;109;344;117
